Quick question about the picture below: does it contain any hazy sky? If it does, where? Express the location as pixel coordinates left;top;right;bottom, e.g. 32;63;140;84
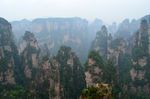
1;0;150;24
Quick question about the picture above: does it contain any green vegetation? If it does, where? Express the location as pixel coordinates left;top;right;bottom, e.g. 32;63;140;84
81;83;113;99
85;51;121;99
132;46;147;61
1;17;150;99
91;26;108;60
110;38;124;50
56;46;86;99
0;57;9;72
49;88;56;97
23;31;35;41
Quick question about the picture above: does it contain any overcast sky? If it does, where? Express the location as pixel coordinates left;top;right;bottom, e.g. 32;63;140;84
0;0;150;24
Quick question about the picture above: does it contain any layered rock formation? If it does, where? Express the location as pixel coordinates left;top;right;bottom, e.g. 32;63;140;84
0;17;18;85
91;25;126;66
53;46;86;99
115;19;140;40
21;31;40;79
127;19;150;96
84;51;120;98
91;26;108;60
31;55;60;99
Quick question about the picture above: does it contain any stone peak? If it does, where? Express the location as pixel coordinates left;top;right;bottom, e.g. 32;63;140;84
100;25;108;36
23;31;36;41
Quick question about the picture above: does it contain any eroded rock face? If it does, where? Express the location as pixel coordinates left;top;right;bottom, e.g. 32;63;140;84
18;41;27;54
30;55;62;99
32;46;85;99
130;68;145;81
85;51;104;85
24;66;32;78
127;20;150;97
131;59;137;65
54;46;86;99
94;67;101;74
130;68;137;81
0;17;18;85
5;70;15;84
0;70;16;85
85;71;93;87
52;59;59;67
91;25;108;59
88;58;95;66
67;58;74;67
107;38;126;66
21;31;40;79
31;54;38;68
42;59;50;70
91;25;126;66
138;56;147;67
84;51;121;98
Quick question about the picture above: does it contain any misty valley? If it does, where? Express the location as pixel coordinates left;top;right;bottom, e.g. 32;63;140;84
0;14;150;99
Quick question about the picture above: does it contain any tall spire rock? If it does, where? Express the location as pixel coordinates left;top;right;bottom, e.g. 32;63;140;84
137;19;149;47
107;38;126;66
53;46;86;99
30;55;60;99
84;51;121;98
21;31;40;78
0;17;18;85
91;25;126;65
122;19;150;97
91;25;108;59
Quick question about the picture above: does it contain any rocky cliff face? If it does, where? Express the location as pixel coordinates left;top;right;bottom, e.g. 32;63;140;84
21;31;40;79
54;46;86;99
108;38;126;66
0;17;18;85
84;51;121;98
84;51;105;87
91;25;108;60
91;25;127;66
30;55;61;99
128;19;150;96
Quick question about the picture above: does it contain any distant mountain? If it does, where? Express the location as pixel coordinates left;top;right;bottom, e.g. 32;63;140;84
115;18;140;40
12;17;90;62
11;19;31;39
88;19;104;41
115;14;150;40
